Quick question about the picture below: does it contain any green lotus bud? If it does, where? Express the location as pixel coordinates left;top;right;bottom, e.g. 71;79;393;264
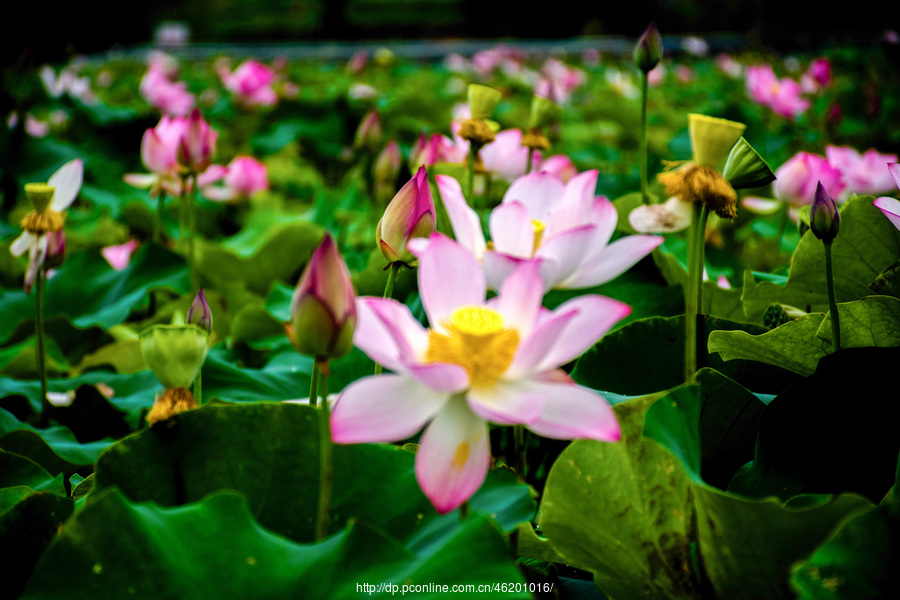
688;114;746;168
140;324;209;390
764;303;808;329
634;23;662;73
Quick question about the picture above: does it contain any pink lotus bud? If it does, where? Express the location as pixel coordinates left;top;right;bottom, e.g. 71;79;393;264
811;182;840;242
187;287;213;333
376;165;436;265
634;23;662;73
374;140;402;183
289;234;357;361
177;109;218;173
354;109;382;151
43;230;66;270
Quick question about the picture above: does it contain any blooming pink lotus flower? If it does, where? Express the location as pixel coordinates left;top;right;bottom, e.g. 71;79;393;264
874;164;900;231
331;233;626;513
123;114;224;197
825;145;899;197
439;170;663;291
203;156;268;201
139;62;195;116
377;165;436;265
220;60;278;108
773;151;846;207
745;64;810;119
10;159;82;293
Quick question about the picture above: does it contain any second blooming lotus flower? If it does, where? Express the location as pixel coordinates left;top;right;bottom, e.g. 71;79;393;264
331;233;628;513
439;170;663;291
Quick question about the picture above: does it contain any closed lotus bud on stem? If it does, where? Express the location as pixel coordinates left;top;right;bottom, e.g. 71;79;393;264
43;230;66;270
177;109;217;173
187;287;213;333
634;23;663;73
376;165;436;265
811;181;840;242
354;109;382;152
290;233;357;364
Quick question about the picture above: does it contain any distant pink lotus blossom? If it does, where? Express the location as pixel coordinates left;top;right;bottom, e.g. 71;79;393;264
102;240;140;271
647;64;665;86
331;233;626;513
204;156;268;201
139;59;195;116
825;145;899;197
801;58;831;93
439;170;663;291
716;53;743;78
874;164;900;231
536;155;578;182
479;129;533;183
220;60;278;107
745;64;810;119
124;114;224;197
773;151;845;207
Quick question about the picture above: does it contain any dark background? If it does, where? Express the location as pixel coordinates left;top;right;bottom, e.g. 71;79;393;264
3;0;894;67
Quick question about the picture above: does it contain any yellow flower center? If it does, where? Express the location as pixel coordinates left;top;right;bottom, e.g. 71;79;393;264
769;81;781;96
20;210;65;235
531;219;546;253
425;306;520;388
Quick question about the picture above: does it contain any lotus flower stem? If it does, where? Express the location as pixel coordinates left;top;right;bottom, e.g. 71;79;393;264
525;149;534;175
310;361;333;541
640;72;650;205
824;240;841;351
514;425;527;481
775;202;789;255
189;173;199;292
154;192;166;244
192;370;203;406
35;270;49;427
685;203;709;382
466;147;477;207
374;262;402;375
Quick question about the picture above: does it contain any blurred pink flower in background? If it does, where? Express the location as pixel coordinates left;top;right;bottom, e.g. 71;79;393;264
219;59;278;107
716;53;743;78
773;151;845;207
745;64;809;119
825;145;899;197
535;155;578;182
39;64;96;104
675;65;695;83
647;64;665;86
801;58;831;93
331;233;626;513
479;129;533;183
102;240;140;271
140;54;195;116
204;156;269;201
124;113;224;196
535;58;585;105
